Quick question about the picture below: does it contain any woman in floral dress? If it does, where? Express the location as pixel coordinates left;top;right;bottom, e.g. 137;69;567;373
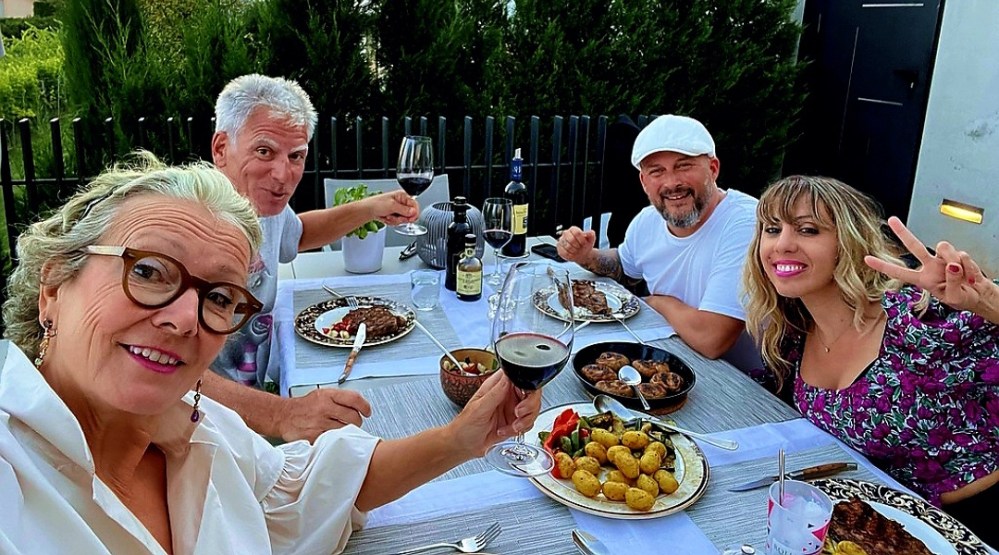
742;175;999;545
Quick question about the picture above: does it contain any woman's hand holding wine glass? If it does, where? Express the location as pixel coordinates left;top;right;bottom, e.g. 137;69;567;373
482;198;513;286
485;262;574;476
395;135;434;236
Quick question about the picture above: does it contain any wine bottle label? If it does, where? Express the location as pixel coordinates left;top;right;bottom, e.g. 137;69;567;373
457;270;482;296
512;203;529;235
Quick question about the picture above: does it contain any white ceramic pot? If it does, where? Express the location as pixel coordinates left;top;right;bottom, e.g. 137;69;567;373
342;226;386;274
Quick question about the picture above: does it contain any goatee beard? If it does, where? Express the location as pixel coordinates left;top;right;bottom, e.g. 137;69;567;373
661;206;702;228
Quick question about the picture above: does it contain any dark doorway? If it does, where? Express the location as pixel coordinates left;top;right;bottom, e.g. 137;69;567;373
784;0;943;220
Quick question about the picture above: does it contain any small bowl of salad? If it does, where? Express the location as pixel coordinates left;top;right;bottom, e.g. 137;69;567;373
439;348;500;408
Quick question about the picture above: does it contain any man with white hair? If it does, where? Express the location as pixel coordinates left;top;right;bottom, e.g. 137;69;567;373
557;115;758;363
201;74;419;443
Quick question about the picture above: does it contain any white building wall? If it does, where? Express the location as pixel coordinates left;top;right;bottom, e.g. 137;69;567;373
909;0;999;276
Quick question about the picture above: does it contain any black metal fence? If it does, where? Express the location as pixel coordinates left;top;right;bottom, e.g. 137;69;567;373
0;113;651;261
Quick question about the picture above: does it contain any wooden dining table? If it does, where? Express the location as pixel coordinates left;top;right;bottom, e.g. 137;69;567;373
270;239;928;554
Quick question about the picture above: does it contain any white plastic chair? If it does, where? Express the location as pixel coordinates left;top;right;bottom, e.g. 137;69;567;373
582;212;612;249
322;174;451;250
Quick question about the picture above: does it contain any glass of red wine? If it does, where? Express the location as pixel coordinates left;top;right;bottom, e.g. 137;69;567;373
482;197;513;286
395;135;434;236
485;261;574;476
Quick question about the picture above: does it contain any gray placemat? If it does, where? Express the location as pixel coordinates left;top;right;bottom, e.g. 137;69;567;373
688;443;878;549
343;499;578;555
291;284;461;372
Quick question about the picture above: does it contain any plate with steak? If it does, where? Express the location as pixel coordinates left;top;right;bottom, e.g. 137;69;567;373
295;295;416;347
813;479;989;555
533;279;640;323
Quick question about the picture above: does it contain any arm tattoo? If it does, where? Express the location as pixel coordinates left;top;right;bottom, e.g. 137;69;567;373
583;249;624;281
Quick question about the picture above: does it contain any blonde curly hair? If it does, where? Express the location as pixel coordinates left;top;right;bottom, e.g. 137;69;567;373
3;152;262;360
742;175;905;391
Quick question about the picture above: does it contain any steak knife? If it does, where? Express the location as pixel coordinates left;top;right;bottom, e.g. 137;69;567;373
337;323;366;385
727;462;857;492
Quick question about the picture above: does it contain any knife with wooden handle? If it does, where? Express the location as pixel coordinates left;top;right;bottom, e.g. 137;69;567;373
337;323;366;385
727;462;858;492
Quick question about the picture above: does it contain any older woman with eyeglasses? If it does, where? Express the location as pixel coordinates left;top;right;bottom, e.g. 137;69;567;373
0;154;541;555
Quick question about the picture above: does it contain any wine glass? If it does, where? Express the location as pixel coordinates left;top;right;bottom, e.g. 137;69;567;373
395;135;434;236
485;261;574;476
482;197;513;286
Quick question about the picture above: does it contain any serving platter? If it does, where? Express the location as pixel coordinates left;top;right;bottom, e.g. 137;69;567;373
526;402;709;520
533;280;640;323
813;478;989;555
294;296;416;348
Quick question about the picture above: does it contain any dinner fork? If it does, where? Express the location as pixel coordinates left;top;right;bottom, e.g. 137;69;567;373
395;522;501;554
323;285;359;309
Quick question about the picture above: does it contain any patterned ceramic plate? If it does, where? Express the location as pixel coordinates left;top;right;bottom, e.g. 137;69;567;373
533;280;641;323
526;402;709;520
294;296;416;348
813;478;989;555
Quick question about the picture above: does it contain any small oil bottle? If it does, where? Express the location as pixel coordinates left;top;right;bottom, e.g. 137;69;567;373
456;233;482;302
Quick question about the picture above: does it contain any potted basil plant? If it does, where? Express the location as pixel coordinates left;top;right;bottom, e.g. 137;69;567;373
334;184;386;273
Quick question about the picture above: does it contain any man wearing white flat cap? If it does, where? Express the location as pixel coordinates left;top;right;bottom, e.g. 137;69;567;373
557;114;758;363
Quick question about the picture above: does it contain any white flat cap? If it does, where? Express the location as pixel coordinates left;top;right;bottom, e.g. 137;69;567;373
631;114;715;169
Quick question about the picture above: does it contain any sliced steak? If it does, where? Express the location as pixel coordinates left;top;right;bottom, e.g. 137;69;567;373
827;498;933;555
570;280;612;315
344;306;406;339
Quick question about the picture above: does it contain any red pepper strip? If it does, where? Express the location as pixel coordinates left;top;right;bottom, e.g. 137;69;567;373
543;409;580;478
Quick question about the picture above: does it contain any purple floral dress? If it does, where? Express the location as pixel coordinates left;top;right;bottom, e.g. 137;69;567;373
787;283;999;506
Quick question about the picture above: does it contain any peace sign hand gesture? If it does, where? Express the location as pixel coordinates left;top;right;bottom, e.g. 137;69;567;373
864;216;991;314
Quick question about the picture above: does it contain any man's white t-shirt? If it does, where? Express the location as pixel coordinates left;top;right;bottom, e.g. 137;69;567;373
618;189;758;321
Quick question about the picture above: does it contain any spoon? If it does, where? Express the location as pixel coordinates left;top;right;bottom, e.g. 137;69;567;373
572;529;610;555
593;394;739;450
412;320;467;374
617;365;651;410
612;312;647;345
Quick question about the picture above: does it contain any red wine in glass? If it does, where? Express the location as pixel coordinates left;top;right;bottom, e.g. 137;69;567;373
398;176;432;197
495;332;570;390
483;229;513;250
395;136;433;236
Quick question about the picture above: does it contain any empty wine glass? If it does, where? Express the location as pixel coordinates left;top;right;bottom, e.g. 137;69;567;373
482;198;513;286
485;262;573;476
395;135;433;236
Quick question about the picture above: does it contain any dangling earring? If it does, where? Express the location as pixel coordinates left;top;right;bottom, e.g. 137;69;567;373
190;379;203;423
34;320;56;368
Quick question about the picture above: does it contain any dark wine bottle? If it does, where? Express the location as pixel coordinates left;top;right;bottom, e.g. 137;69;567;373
502;148;529;258
456;234;483;302
445;197;471;291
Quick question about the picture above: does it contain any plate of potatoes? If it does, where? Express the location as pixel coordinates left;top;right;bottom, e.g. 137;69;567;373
526;402;709;519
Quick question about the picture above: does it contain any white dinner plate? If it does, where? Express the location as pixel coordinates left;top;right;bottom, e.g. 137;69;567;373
294;295;416;348
526;402;709;520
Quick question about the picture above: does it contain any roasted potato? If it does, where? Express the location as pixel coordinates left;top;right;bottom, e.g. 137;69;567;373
654;469;679;494
604;470;633;485
639;451;662;475
584;441;609;464
606;445;631;464
645;441;667;460
625;487;656;511
636;473;660;497
602;480;629;502
621;430;650;450
590;428;619;449
574;455;601;476
613;451;641;479
571;469;602;498
554;451;576;479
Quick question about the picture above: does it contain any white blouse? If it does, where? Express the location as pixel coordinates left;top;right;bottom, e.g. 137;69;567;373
0;340;380;555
